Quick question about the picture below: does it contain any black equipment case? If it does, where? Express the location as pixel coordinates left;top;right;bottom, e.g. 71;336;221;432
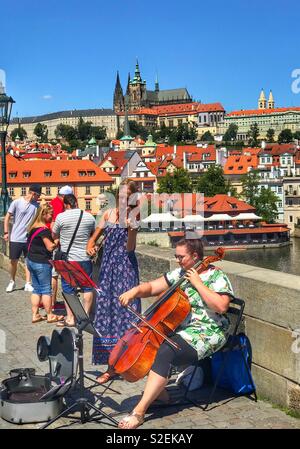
1;327;78;424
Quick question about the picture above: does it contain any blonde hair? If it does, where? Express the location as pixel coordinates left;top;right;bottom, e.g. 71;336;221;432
28;203;53;232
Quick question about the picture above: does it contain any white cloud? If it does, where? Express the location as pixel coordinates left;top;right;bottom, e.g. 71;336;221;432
42;94;53;100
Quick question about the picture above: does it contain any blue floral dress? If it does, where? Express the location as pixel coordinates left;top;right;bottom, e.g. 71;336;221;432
92;224;141;364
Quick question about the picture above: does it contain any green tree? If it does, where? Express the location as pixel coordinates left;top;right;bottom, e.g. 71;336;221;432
255;187;278;223
68;139;81;151
294;131;300;141
200;131;214;141
157;168;193;194
195;165;233;197
128;121;149;140
34;122;48;141
10;127;27;141
91;126;106;141
77;117;93;141
55;124;78;141
241;171;260;206
266;128;275;142
248;122;259;147
223;123;238;142
278;128;294;143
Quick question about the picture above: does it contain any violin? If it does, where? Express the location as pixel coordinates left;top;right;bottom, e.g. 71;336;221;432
108;247;225;382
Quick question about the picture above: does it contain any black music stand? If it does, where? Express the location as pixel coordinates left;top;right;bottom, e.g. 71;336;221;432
40;260;119;429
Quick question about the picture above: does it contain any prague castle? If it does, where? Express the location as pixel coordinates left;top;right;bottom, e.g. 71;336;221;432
113;60;192;113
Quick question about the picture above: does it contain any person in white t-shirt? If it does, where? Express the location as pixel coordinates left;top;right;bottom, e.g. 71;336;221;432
4;185;41;293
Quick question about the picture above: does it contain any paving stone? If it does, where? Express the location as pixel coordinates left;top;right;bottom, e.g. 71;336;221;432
0;268;300;430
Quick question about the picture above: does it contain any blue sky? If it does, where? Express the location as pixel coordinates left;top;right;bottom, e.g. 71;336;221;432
1;0;300;118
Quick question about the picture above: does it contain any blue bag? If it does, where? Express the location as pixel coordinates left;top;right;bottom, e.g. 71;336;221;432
211;333;256;395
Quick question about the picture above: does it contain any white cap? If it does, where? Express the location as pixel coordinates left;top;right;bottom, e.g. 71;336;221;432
59;185;73;195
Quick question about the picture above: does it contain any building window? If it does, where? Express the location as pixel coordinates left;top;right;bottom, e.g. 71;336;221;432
46;186;51;195
23;171;31;178
85;186;91;195
289;215;293;223
85;200;91;210
21;187;26;195
79;171;86;177
44;171;52;177
168;120;173;127
61;171;69;177
9;172;17;178
99;185;105;193
9;187;14;196
87;171;96;177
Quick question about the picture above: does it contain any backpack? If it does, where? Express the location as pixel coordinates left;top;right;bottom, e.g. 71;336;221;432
211;333;256;395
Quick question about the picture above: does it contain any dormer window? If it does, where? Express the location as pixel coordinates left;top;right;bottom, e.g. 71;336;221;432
9;172;17;178
61;171;69;177
87;171;96;177
238;166;243;170
79;171;86;177
44;171;52;177
23;171;31;178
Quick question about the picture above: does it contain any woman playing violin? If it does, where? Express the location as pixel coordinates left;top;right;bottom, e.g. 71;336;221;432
116;237;234;429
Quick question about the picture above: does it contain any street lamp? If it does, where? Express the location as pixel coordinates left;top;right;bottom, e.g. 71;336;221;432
0;87;15;215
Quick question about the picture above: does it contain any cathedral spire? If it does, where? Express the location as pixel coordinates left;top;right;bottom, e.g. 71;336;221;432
155;74;159;92
113;71;124;113
126;72;131;95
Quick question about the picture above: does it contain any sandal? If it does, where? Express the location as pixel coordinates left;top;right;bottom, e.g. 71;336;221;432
118;410;145;429
96;370;116;384
56;320;75;327
47;315;64;324
32;315;47;324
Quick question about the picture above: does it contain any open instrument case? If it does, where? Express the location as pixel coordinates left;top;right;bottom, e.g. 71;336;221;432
1;327;78;424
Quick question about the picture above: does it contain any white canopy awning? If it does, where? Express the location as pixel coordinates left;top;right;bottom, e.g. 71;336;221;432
182;214;205;223
142;212;181;223
233;213;262;220
205;214;237;221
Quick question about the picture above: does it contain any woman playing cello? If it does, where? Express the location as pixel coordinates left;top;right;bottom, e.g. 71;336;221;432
114;237;234;429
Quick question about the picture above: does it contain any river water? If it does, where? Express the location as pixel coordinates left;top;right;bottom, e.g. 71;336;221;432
224;237;300;276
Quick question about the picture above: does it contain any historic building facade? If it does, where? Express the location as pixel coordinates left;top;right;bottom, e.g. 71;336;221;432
219;90;300;140
9;109;118;140
113;60;192;113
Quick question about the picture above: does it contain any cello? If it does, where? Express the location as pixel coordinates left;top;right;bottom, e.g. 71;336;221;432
108;247;225;382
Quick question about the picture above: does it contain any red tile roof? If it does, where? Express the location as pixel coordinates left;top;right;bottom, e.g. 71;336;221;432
227;107;300;117
2;154;113;184
224;154;258;175
203;194;255;214
117;102;224;117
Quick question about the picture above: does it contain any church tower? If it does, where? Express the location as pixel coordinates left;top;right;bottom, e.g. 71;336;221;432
127;59;147;110
258;89;266;109
155;74;160;93
113;71;125;113
268;90;275;109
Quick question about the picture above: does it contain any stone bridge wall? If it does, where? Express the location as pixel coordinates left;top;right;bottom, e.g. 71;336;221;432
136;245;300;412
1;213;299;411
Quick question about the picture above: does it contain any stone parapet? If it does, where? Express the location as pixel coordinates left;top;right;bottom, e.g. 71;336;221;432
136;245;300;411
